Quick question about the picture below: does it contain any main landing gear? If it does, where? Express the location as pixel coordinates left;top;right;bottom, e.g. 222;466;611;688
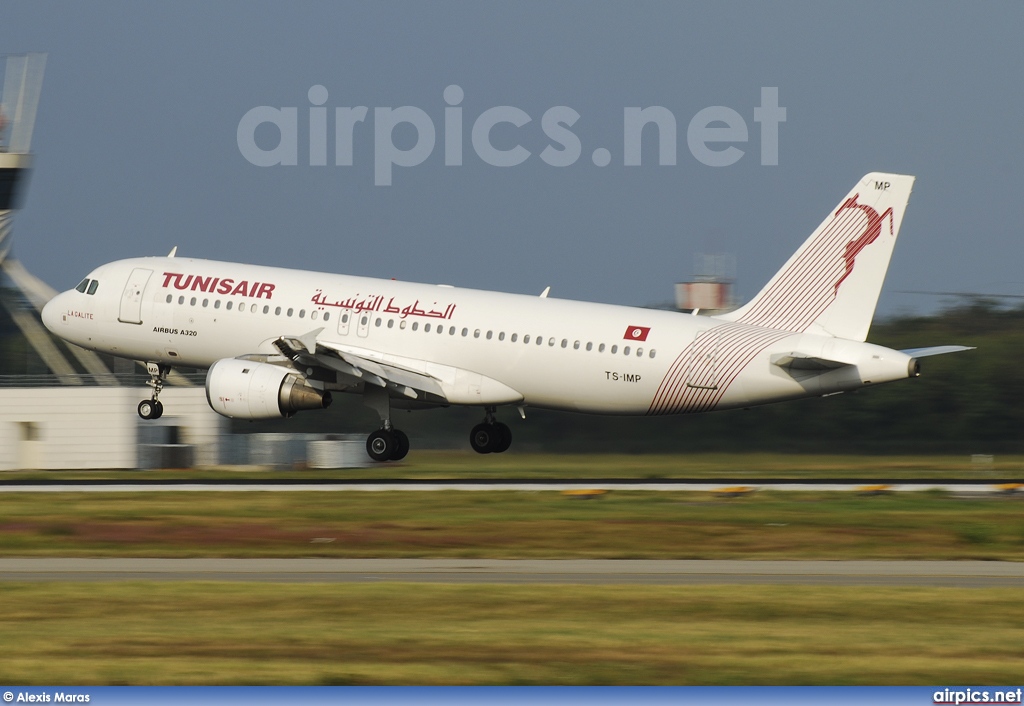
362;388;513;462
138;362;170;420
366;426;410;462
363;385;410;462
469;407;512;455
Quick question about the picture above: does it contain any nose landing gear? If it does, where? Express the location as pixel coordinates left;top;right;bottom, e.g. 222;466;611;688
137;362;170;420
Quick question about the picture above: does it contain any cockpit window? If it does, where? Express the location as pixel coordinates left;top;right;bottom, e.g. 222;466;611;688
86;280;99;295
75;279;89;293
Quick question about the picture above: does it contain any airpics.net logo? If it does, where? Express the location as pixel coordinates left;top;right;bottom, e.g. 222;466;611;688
236;85;786;186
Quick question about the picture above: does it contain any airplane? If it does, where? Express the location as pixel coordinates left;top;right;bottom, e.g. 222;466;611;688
41;172;971;461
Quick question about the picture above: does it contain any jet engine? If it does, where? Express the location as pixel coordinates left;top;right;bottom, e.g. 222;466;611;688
205;358;332;419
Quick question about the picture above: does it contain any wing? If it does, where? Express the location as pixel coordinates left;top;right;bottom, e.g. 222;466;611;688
271;329;523;406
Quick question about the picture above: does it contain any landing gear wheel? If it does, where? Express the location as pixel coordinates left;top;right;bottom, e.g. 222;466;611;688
390;429;410;461
138;399;163;420
367;429;397;462
492;422;512;453
470;423;497;454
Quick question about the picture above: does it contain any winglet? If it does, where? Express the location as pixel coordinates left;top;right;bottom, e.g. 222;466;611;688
167;246;177;258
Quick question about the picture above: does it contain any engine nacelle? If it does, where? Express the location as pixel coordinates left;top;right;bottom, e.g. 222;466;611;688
205;358;332;419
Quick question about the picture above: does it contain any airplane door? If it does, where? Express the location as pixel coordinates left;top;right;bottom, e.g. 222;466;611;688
357;312;370;337
685;329;719;391
118;267;153;324
337;310;351;336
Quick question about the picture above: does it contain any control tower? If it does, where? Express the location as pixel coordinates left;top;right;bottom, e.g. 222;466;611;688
0;53;44;260
0;53;117;383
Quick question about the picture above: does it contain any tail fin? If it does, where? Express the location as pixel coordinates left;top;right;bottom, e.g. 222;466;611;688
718;172;915;341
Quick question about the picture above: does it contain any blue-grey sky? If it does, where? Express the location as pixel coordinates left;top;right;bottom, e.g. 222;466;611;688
3;1;1023;317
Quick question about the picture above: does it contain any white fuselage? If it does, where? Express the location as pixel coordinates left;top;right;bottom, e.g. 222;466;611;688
41;256;915;416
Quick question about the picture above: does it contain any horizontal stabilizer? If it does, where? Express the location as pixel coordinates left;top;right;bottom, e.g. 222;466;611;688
901;345;975;358
771;352;851;371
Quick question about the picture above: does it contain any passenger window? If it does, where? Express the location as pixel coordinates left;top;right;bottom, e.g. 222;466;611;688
287;308;293;316
624;346;630;356
375;317;381;327
598;343;605;353
636;348;643;357
438;326;444;334
275;307;281;315
611;345;618;354
649;350;656;359
449;326;455;335
399;320;406;329
214;300;221;309
474;329;480;338
226;301;233;311
536;336;543;346
323;312;330;321
165;294;172;303
202;299;209;307
586;342;593;351
499;332;505;341
263;305;270;314
524;335;530;344
485;330;492;340
75;279;89;293
412;322;419;331
561;339;567;348
511;333;517;342
299;310;306;318
462;328;468;337
178;296;185;305
311;310;318;320
87;280;99;295
190;297;197;306
387;319;394;328
573;341;580;350
425;323;431;332
341;313;348;323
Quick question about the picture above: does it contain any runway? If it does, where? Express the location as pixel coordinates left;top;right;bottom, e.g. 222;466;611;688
0;479;1021;493
1;558;1022;586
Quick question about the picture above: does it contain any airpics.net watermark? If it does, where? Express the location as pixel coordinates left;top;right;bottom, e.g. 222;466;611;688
237;85;786;186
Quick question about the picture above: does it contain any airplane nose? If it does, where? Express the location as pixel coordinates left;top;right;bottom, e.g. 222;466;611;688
41;293;63;333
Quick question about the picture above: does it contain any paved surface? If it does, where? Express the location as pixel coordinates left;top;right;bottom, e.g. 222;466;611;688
1;559;1022;586
0;481;1020;493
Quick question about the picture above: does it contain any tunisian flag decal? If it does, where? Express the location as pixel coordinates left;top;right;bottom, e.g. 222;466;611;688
624;326;650;342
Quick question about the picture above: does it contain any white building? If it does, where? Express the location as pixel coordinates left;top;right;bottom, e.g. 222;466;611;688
0;387;225;470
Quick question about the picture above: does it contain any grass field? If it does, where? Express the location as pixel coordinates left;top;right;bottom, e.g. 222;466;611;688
2;451;1023;482
1;489;1023;559
1;582;1022;685
3;454;1022;685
